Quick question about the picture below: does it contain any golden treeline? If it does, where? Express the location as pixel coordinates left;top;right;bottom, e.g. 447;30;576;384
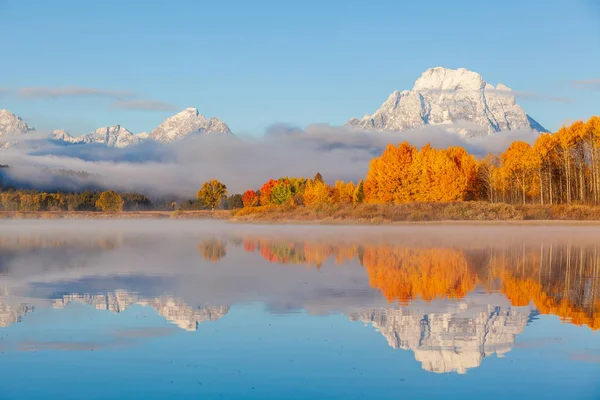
230;237;600;330
365;144;478;203
365;117;600;205
483;116;600;204
240;117;600;208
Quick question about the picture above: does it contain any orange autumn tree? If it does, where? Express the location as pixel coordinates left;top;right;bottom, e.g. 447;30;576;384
447;146;479;200
331;181;356;204
531;133;558;205
303;176;331;206
365;142;477;203
259;179;279;206
242;190;259;207
412;145;476;201
477;154;503;202
365;142;417;203
499;141;537;204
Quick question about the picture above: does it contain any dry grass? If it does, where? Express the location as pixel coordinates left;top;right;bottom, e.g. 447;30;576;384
4;203;600;223
232;202;600;223
516;204;600;220
0;210;232;220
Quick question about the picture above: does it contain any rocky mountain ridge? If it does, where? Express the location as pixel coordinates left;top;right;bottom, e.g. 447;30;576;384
346;67;547;137
1;108;232;148
149;107;232;142
0;291;229;332
1;67;550;147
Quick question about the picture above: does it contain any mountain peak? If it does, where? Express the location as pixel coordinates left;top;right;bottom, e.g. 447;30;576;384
181;107;200;115
51;129;74;141
2;107;235;149
0;109;35;137
413;67;485;92
93;124;129;133
347;67;547;136
149;108;232;143
58;124;138;148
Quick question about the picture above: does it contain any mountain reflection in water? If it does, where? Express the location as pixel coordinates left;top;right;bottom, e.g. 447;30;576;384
0;221;599;385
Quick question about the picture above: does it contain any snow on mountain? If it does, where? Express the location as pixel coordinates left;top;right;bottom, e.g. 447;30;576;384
50;129;79;143
77;125;142;148
53;292;229;332
0;109;35;148
1;107;233;149
149;108;232;142
348;296;534;374
50;126;141;148
0;109;35;137
346;67;547;137
0;291;229;332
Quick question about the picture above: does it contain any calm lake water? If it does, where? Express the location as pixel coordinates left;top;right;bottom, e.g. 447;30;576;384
0;221;598;399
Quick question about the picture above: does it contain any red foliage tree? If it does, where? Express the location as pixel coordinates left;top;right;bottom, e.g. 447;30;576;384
259;179;279;206
242;190;259;207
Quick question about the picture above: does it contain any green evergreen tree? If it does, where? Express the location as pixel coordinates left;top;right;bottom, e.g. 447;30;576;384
353;180;365;204
227;194;244;209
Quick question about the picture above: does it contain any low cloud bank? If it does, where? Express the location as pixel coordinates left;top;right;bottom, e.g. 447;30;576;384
0;124;540;198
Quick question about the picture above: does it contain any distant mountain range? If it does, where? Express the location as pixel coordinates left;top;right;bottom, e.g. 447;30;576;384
1;288;534;374
0;66;550;149
0;108;233;149
347;67;547;137
0;290;229;332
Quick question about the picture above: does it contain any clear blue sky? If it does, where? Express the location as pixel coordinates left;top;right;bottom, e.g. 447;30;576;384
1;0;599;135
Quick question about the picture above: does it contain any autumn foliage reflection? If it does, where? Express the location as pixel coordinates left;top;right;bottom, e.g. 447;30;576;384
486;245;600;330
196;239;227;263
362;246;476;303
238;237;600;330
241;239;356;268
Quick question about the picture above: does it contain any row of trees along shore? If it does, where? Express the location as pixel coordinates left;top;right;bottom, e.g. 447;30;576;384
1;117;599;212
0;190;148;212
229;117;600;208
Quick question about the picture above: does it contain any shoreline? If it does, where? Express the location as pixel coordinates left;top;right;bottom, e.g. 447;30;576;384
3;209;600;225
0;210;231;220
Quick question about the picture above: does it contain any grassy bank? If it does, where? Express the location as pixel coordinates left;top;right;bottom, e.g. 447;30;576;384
231;202;600;223
0;210;231;220
3;202;600;222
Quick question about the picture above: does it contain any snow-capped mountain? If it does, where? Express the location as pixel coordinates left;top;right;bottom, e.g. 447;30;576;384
53;292;229;332
149;108;232;142
0;109;35;148
78;125;141;148
0;109;34;137
46;108;232;147
0;107;232;149
51;129;75;143
51;126;144;148
1;291;229;332
348;296;535;374
346;67;547;137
